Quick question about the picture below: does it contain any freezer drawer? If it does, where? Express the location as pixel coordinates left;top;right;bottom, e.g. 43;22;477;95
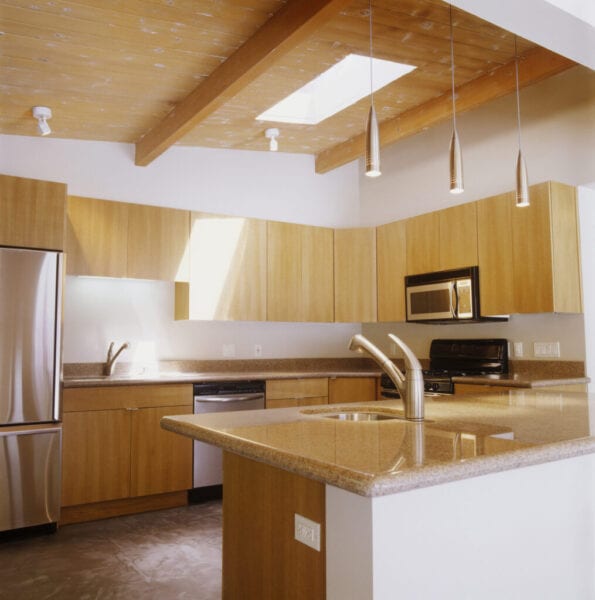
0;427;61;532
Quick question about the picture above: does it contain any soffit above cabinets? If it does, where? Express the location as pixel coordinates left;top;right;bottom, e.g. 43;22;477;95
1;0;574;171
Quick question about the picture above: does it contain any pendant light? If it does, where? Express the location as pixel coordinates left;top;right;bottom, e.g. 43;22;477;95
448;5;463;194
514;37;530;207
365;0;381;177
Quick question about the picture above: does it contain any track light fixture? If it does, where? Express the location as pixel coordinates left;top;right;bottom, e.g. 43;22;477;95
448;5;463;194
514;38;530;207
265;128;280;152
32;106;52;136
365;0;381;178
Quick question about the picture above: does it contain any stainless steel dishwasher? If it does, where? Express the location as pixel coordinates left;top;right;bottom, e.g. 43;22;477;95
193;380;265;491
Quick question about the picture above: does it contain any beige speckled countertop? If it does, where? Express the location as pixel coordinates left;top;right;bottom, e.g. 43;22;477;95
161;390;595;497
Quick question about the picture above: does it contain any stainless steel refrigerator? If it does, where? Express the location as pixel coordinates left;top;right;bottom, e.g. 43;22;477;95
0;246;63;534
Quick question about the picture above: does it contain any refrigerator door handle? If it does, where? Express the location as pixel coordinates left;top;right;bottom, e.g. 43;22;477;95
53;252;64;422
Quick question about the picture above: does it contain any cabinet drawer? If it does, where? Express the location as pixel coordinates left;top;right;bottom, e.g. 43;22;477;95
63;384;193;412
265;396;328;409
266;378;328;400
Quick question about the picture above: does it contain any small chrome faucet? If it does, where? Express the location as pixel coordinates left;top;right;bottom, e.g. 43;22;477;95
104;341;129;376
349;333;425;421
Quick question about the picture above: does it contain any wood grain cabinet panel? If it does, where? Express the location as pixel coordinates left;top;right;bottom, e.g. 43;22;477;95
62;385;193;510
377;219;407;322
334;228;377;323
130;405;193;497
512;181;581;313
267;222;333;322
477;191;515;316
62;409;131;506
0;174;66;250
266;378;328;408
439;202;478;270
405;211;440;275
127;204;190;281
328;377;377;404
66;196;128;277
176;212;267;321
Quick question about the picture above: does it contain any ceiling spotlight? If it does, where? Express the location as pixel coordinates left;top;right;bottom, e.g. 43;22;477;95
265;128;280;152
32;106;52;136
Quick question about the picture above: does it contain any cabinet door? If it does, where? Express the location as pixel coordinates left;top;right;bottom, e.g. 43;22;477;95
267;222;333;322
0;174;66;250
334;228;377;323
177;212;267;320
377;220;407;322
406;212;440;275
130;405;193;497
328;377;377;404
62;409;131;506
66;196;128;277
439;202;478;270
127;204;190;281
477;192;515;315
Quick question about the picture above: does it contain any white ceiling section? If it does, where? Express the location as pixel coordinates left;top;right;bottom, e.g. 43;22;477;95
447;0;595;70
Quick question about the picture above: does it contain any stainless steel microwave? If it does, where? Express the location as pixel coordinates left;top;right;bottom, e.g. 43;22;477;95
405;267;507;323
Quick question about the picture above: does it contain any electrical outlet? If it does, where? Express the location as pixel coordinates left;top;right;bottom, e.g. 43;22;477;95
222;343;235;357
294;514;320;551
533;341;560;358
254;344;262;357
513;342;523;358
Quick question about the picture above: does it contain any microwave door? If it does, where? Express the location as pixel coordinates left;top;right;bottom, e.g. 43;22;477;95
407;281;456;320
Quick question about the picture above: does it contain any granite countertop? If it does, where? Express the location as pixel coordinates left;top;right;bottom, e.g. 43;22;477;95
161;390;595;498
451;373;590;387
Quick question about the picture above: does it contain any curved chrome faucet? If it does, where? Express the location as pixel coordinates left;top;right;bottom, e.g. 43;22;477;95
104;341;130;376
349;333;424;421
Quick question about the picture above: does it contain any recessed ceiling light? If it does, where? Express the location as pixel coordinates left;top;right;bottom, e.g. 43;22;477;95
256;54;416;125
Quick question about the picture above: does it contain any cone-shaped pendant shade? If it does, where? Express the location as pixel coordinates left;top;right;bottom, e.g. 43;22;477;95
365;105;381;177
449;128;464;194
516;149;529;207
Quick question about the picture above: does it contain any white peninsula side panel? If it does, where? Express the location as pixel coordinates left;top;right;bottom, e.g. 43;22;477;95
327;453;595;600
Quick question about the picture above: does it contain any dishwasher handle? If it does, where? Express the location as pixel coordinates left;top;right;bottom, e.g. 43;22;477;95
194;393;264;403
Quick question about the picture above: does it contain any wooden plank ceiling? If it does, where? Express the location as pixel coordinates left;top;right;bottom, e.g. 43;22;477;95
1;0;574;172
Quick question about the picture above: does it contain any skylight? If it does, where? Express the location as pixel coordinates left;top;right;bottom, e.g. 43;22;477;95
256;54;416;125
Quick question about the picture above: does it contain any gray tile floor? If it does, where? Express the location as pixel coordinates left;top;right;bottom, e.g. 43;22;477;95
0;500;222;600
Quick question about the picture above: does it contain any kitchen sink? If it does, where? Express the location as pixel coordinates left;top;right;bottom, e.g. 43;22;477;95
323;411;402;421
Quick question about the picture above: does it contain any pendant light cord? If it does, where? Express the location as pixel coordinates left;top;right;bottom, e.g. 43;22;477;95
514;36;523;151
450;5;457;130
369;0;375;107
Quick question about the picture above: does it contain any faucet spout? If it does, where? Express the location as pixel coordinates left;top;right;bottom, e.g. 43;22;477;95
348;334;424;421
104;341;129;376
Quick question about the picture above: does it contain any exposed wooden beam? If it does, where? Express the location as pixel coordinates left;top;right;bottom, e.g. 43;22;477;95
135;0;352;166
315;47;575;174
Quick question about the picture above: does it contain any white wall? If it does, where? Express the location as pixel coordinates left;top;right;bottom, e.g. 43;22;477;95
358;66;595;226
0;134;360;228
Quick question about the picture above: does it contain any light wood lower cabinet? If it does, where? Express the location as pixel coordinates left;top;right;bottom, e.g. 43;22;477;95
329;377;377;404
455;383;587;395
61;384;193;511
0;174;66;250
265;378;328;409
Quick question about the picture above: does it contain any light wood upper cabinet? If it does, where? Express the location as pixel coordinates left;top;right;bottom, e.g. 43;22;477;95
512;181;581;313
66;196;128;277
127;204;190;281
176;212;267;321
406;211;440;275
477;191;515;316
377;219;407;322
267;221;333;322
439;202;478;270
0;174;66;250
334;228;377;323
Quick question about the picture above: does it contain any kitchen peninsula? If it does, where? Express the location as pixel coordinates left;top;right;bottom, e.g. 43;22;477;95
162;390;595;600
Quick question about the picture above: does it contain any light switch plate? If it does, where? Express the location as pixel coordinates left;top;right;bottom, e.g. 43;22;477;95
294;514;321;551
513;342;523;357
